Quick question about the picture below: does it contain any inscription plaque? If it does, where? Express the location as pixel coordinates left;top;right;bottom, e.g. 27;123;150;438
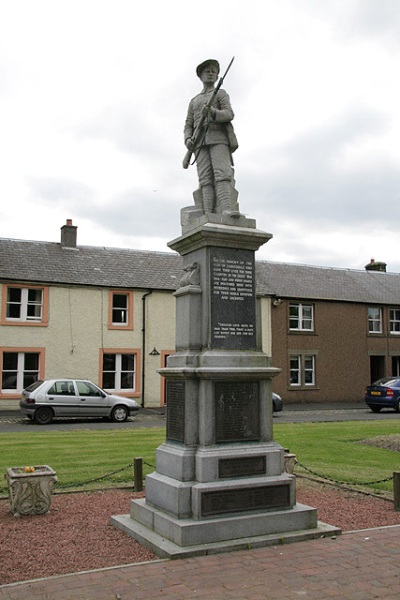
215;381;259;443
166;380;185;443
219;456;266;479
210;247;256;350
201;484;291;517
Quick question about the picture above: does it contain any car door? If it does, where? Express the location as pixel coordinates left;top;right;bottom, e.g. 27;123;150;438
75;380;109;417
46;380;80;416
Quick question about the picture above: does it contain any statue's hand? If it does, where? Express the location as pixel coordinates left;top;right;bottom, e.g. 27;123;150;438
202;105;216;119
185;138;195;151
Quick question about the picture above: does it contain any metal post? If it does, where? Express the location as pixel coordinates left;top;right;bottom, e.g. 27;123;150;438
134;457;143;492
394;471;400;511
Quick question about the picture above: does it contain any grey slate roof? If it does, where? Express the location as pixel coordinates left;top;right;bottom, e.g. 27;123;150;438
255;260;400;305
0;238;182;290
1;237;400;305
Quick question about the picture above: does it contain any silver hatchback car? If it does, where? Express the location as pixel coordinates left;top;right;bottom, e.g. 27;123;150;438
20;379;140;424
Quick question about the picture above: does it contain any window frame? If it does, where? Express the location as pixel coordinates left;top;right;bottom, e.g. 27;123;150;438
368;306;383;334
289;302;314;332
108;290;134;330
0;347;45;396
289;353;316;388
100;349;140;397
389;308;400;335
1;284;49;326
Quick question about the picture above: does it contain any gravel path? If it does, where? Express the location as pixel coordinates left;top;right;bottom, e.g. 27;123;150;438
1;480;400;587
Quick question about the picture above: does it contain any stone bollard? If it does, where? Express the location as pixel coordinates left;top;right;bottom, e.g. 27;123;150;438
6;465;57;516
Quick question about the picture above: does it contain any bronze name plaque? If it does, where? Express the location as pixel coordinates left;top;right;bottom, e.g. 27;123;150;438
201;484;291;517
166;380;185;443
215;381;259;443
219;456;266;479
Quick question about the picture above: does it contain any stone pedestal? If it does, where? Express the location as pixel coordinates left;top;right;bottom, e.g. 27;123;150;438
6;465;57;516
112;215;340;557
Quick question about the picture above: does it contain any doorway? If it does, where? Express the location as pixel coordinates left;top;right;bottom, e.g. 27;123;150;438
370;355;385;384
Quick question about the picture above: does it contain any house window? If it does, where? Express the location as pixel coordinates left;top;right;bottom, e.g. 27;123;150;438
102;352;136;391
368;307;382;333
289;303;314;331
112;294;128;324
108;291;134;329
289;354;316;387
390;309;400;334
1;351;41;392
3;286;47;324
289;355;301;385
304;355;315;385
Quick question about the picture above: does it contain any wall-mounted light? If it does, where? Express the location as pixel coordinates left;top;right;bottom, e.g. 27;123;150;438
149;347;160;356
273;298;282;307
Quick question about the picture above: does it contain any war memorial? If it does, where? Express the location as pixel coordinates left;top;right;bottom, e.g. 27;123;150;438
111;58;339;557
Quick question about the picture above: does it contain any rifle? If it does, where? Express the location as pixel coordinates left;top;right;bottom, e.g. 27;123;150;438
182;56;235;169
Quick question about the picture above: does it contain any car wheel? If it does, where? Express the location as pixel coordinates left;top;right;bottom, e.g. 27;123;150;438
111;405;129;422
370;406;382;413
395;400;400;413
34;406;54;425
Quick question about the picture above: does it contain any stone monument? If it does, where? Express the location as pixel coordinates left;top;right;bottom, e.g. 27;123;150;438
111;59;339;557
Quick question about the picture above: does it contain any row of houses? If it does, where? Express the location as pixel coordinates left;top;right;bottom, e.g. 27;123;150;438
1;220;400;406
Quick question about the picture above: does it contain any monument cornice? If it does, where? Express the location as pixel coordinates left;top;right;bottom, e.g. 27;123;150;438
168;222;272;256
159;366;281;380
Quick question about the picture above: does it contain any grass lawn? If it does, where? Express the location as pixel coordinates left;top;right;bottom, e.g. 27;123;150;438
0;427;166;494
1;420;400;495
274;420;400;493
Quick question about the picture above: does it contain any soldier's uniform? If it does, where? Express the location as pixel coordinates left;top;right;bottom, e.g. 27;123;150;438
184;59;238;213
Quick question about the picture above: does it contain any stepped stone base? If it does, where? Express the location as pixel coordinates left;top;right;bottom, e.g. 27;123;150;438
111;501;340;559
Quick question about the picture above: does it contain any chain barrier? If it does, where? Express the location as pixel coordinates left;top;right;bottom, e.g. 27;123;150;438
295;461;393;486
143;460;156;469
57;462;136;490
0;460;158;496
0;459;393;496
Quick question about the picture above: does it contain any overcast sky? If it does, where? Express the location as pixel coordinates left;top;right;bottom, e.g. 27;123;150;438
1;0;400;272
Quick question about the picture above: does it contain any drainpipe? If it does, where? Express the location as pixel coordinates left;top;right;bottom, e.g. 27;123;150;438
141;290;153;407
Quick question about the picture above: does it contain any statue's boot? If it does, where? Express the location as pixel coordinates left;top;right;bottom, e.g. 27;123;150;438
201;185;215;213
215;180;233;214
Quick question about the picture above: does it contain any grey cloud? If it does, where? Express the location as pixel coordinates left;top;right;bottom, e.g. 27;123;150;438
242;107;399;230
349;0;400;41
76;97;179;161
69;188;182;240
77;105;158;156
283;108;390;167
29;177;96;206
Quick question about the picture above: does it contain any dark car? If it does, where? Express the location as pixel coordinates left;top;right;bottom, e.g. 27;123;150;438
365;377;400;413
272;392;283;413
20;379;140;424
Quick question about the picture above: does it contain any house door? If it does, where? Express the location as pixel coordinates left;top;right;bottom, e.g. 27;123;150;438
370;355;385;384
392;356;400;377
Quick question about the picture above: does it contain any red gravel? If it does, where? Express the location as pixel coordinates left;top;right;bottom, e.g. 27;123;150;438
1;481;400;587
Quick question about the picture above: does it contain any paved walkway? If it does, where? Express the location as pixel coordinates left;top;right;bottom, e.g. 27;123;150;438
1;525;399;599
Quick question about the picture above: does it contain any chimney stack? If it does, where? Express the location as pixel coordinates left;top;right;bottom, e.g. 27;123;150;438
61;219;77;248
365;258;387;273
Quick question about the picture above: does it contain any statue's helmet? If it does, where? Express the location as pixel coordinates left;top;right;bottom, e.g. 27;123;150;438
196;59;220;78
